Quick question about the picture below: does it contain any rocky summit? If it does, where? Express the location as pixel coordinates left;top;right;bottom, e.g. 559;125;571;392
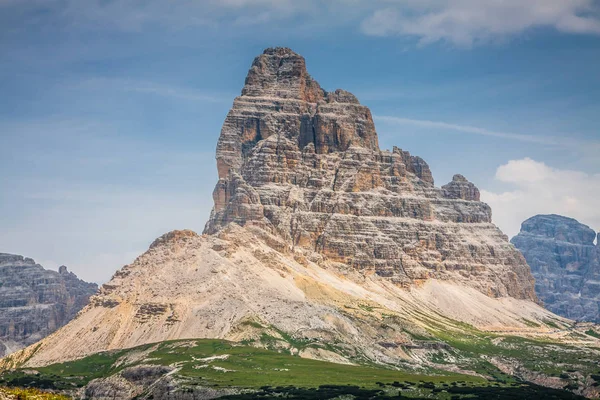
2;48;600;399
205;47;535;301
0;253;98;357
512;214;600;323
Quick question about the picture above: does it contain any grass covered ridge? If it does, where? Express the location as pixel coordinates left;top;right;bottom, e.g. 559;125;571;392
0;339;482;390
0;339;592;399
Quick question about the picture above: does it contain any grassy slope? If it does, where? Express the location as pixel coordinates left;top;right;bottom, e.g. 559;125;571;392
400;307;600;386
0;339;592;399
1;340;481;389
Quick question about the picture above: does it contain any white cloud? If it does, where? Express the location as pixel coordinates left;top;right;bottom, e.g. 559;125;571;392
481;158;600;239
361;0;600;46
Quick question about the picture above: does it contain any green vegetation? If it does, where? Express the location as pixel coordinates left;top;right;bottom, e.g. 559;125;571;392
521;318;541;328
157;340;481;388
0;386;69;399
0;340;481;390
585;329;600;339
0;348;132;390
0;332;596;399
358;303;375;312
219;383;587;399
395;308;600;393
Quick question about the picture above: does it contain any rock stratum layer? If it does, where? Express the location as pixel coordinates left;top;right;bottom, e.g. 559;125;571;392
512;215;600;323
0;253;98;357
205;47;535;301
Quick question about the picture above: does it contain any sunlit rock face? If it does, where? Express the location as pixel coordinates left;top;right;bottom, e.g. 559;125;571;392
512;215;600;322
0;253;98;356
205;47;536;301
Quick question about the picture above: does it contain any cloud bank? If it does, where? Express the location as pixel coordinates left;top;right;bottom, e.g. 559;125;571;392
3;0;600;46
361;0;600;46
481;158;600;239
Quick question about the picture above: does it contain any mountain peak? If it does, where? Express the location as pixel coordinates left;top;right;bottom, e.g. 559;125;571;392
519;214;596;245
217;48;380;179
262;46;300;56
241;47;324;103
207;48;535;302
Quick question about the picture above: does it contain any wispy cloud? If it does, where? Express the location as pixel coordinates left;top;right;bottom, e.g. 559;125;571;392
374;115;600;152
361;0;600;47
73;78;233;103
3;0;599;47
0;0;314;32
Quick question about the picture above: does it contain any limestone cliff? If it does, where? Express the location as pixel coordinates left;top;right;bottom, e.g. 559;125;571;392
512;215;600;322
205;47;536;301
0;253;98;356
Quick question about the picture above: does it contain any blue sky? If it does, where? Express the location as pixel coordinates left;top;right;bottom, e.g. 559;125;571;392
1;0;599;283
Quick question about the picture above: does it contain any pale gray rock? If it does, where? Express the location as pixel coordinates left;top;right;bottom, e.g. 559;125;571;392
512;214;600;322
0;253;98;356
83;364;241;400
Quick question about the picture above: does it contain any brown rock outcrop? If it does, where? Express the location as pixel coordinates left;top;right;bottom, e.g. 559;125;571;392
204;47;536;301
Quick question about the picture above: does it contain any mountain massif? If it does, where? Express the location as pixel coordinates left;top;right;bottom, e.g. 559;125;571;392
0;253;98;357
512;215;600;323
205;47;535;301
2;48;600;399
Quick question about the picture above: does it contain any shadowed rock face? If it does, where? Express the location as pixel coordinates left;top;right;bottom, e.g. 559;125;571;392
205;47;536;301
0;253;98;356
512;215;600;322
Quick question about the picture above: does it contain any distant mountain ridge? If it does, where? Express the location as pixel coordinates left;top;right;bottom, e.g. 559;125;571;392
512;214;600;323
0;253;98;356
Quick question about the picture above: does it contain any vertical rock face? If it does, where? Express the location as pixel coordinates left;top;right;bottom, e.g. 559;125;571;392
512;215;600;322
215;47;380;179
0;253;98;356
205;47;536;301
